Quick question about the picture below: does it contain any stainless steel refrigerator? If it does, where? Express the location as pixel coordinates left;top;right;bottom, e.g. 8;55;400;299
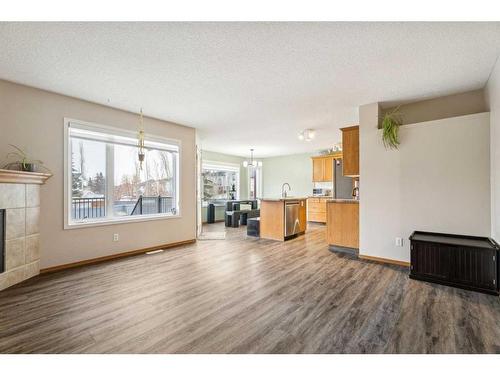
334;159;353;199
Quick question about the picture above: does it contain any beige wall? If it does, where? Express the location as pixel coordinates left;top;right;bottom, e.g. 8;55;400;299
0;80;197;269
360;104;490;262
381;89;487;126
262;153;314;198
485;59;500;241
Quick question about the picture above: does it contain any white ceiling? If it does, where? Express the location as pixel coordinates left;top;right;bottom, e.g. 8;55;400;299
1;22;500;157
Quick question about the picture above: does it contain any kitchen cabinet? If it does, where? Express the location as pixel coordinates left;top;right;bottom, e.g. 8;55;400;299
307;197;328;223
323;158;333;181
326;200;359;249
311;155;336;182
299;201;307;232
312;157;325;182
340;126;359;177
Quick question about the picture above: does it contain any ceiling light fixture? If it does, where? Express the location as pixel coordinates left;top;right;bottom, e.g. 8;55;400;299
298;129;316;142
243;149;263;168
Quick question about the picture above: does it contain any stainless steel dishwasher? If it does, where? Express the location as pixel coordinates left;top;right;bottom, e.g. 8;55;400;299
284;201;300;238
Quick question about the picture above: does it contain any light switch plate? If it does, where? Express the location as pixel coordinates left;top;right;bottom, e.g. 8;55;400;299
395;237;403;247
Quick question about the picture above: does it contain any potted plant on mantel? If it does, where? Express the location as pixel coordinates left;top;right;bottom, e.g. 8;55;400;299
2;144;49;173
381;107;403;149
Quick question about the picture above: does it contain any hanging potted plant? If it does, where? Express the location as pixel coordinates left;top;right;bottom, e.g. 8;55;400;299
381;107;403;149
2;144;46;172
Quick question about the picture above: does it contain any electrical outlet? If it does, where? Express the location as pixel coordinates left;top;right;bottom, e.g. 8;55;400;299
113;233;119;242
395;237;403;247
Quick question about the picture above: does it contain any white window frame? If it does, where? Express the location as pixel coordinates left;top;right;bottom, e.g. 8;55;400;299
248;165;263;200
63;118;182;229
201;160;240;205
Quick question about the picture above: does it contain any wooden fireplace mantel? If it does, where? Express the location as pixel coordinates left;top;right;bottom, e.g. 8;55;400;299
0;169;52;184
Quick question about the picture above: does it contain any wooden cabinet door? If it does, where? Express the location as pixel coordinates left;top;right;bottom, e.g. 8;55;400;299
307;198;327;223
260;200;285;241
299;200;307;232
312;158;324;182
449;247;497;290
327;202;359;248
411;242;451;280
308;212;326;223
341;126;359;177
323;157;333;182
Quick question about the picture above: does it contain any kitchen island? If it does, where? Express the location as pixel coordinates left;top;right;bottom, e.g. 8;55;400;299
326;199;359;251
260;197;307;241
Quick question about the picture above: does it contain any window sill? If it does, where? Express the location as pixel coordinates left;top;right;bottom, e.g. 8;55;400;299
64;213;182;230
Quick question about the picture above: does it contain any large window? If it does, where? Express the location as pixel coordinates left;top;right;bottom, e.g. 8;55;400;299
248;166;262;200
65;119;180;228
202;161;239;203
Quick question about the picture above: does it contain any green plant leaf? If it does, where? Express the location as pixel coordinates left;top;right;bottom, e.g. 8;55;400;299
4;144;46;170
381;109;402;149
8;144;27;157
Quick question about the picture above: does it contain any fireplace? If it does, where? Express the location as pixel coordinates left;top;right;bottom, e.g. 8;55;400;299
0;169;50;290
0;209;4;274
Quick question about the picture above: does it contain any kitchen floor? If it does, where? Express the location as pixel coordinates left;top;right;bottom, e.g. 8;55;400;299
0;222;499;353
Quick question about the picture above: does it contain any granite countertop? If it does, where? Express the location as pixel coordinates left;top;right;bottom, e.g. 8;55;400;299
259;197;308;202
327;199;360;203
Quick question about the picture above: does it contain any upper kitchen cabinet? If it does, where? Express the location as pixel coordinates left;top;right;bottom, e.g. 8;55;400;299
311;155;336;182
340;126;359;177
312;156;325;182
323;157;333;181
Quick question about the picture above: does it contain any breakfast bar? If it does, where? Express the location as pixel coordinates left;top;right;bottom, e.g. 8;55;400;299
259;197;307;241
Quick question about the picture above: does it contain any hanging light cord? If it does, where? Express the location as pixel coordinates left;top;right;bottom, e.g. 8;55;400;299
138;108;145;170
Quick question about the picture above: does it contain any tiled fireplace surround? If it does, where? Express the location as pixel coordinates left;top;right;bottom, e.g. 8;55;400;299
0;175;46;291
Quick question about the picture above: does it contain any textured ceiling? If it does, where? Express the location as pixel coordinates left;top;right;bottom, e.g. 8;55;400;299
1;22;500;157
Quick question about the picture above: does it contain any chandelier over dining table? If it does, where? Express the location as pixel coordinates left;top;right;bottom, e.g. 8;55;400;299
243;149;262;168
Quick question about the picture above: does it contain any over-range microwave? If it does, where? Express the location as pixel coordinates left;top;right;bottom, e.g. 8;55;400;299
312;188;331;196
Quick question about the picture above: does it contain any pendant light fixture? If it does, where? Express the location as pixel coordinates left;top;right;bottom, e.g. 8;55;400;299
243;149;263;168
138;108;146;170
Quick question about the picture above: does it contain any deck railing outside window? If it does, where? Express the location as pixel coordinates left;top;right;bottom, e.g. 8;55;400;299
71;196;175;220
71;197;106;220
131;196;175;215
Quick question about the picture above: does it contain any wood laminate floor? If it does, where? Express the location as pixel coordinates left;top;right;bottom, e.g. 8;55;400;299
1;223;500;354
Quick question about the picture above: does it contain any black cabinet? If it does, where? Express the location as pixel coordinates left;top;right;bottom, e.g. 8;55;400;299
409;231;499;296
411;241;452;280
450;246;497;290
